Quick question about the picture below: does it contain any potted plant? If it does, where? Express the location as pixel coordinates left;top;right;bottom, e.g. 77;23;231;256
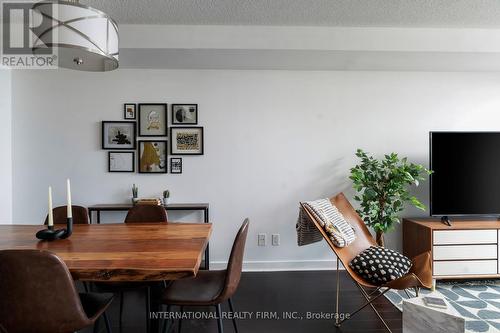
350;149;432;247
132;184;138;204
163;190;170;205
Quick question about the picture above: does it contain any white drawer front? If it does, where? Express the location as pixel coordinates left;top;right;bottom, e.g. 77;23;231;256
433;260;497;276
433;230;497;245
433;245;497;260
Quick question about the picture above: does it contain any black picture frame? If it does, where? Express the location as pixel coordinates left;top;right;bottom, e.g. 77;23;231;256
170;158;183;174
138;103;168;137
123;103;136;119
170;126;204;155
102;121;136;150
138;140;168;174
172;104;198;125
108;151;135;173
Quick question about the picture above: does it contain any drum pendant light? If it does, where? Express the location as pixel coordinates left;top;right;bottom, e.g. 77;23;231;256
32;0;119;71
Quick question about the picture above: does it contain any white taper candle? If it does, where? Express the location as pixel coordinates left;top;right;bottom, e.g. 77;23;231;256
67;179;72;218
48;186;54;227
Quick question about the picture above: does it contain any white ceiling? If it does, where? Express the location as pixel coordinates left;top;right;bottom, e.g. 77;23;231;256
87;0;500;27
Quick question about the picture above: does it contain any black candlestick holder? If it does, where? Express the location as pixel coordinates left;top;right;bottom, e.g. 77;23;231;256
36;217;73;241
60;217;73;239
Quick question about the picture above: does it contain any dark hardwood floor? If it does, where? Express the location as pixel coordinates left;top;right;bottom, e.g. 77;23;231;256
86;271;401;333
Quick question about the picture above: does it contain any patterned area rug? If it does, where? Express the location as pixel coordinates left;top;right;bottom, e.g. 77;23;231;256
384;282;500;332
385;281;500;332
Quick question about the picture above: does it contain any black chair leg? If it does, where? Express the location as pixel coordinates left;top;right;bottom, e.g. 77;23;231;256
215;303;224;333
93;317;100;333
178;306;184;333
228;298;238;333
103;312;112;333
119;292;124;332
162;305;172;333
83;282;89;293
146;287;151;333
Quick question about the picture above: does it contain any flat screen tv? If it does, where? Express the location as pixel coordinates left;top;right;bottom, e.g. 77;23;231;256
430;132;500;217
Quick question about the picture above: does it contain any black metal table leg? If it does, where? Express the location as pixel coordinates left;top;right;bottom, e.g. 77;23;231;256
215;304;224;333
204;207;210;270
149;283;162;333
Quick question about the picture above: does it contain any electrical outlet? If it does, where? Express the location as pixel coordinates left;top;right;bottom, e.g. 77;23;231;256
272;234;280;246
258;233;266;246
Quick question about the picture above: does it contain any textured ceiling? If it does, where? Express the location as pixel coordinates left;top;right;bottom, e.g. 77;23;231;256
86;0;500;27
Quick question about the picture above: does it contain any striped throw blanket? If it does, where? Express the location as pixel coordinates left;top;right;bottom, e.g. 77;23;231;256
297;199;356;247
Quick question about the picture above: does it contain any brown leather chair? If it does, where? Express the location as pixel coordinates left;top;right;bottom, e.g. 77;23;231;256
44;205;89;224
124;204;168;223
301;193;432;333
161;219;249;333
43;206;92;294
0;249;113;333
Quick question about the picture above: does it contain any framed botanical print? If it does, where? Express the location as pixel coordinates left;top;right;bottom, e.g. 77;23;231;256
124;103;136;119
138;140;167;173
170;158;182;174
172;104;198;124
170;127;204;155
138;103;168;136
102;121;136;150
108;151;135;172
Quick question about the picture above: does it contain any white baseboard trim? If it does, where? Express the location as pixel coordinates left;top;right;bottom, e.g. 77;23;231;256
209;259;345;272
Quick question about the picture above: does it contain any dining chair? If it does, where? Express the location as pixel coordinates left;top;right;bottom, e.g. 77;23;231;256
44;205;89;224
161;218;249;333
300;193;432;333
0;249;113;333
94;204;169;332
44;205;91;294
124;204;168;223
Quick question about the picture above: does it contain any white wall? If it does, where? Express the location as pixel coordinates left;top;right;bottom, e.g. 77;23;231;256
0;70;12;224
11;69;500;269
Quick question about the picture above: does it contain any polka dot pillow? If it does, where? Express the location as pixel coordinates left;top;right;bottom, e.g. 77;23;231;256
349;246;412;285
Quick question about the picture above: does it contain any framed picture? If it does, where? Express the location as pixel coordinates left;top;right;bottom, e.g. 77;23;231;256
138;103;168;136
170;158;182;174
172;104;198;124
170;127;204;155
108;151;135;172
102;121;136;150
138;140;167;173
124;103;136;119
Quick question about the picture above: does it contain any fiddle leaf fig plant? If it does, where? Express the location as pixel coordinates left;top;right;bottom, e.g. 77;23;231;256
349;149;432;247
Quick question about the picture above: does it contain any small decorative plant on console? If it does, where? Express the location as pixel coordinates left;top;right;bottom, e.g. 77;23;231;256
132;184;139;204
163;190;170;205
350;149;432;247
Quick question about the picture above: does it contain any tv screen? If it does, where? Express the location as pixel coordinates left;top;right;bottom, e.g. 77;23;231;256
430;132;500;216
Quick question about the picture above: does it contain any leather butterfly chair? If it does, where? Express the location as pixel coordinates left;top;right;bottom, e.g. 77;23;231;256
44;205;89;225
0;249;113;333
95;204;168;332
161;219;249;333
300;193;432;333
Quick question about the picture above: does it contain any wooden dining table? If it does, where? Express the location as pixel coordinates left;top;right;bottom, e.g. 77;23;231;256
0;222;212;333
0;222;212;282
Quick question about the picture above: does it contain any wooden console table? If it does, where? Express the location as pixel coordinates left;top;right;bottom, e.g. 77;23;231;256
88;203;210;270
403;218;500;281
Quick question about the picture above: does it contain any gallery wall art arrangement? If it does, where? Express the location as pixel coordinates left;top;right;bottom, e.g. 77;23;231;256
102;103;203;174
